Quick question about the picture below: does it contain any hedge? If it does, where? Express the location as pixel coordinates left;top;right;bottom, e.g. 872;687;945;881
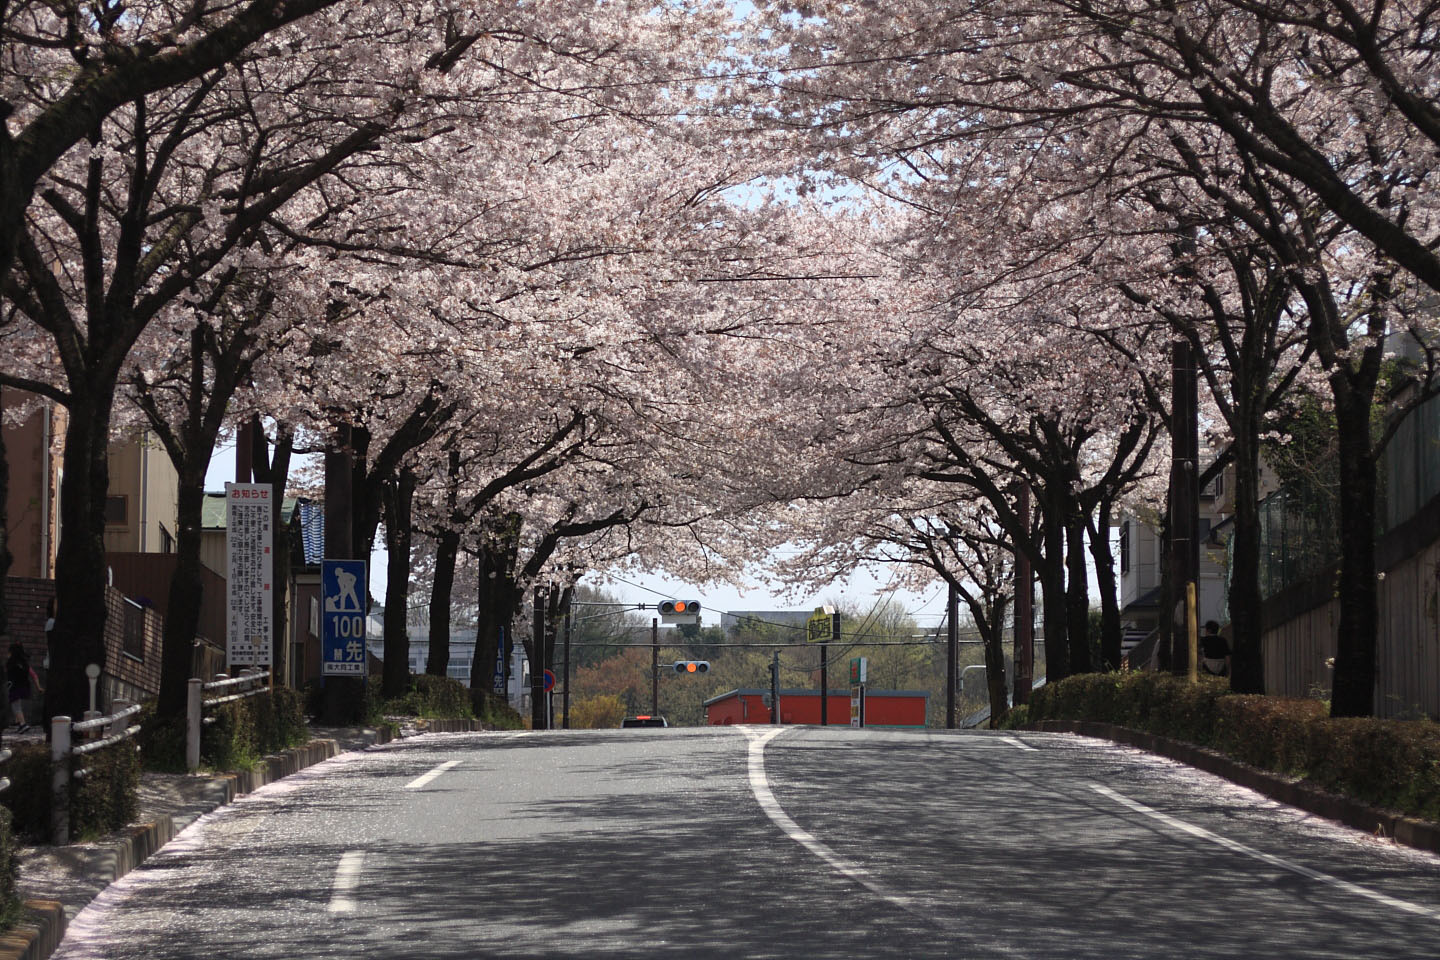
0;737;140;845
1008;672;1440;822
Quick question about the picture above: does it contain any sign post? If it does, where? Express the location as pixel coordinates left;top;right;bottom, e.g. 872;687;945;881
849;656;868;728
321;559;368;677
225;483;273;669
807;606;838;726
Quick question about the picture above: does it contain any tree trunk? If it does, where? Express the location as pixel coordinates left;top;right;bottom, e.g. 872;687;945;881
1087;500;1123;671
1228;412;1266;694
156;473;208;719
1065;502;1093;675
982;602;1010;728
473;539;523;708
1330;394;1379;717
0;390;10;639
1039;499;1069;683
426;528;460;677
46;387;115;724
381;470;415;700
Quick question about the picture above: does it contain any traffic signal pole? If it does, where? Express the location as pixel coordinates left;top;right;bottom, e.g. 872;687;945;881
947;584;958;729
651;617;659;715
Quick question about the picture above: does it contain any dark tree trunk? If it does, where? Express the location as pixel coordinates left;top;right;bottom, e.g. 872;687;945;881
1038;498;1069;682
1330;395;1380;717
981;603;1010;729
1087;500;1123;671
46;386;115;725
250;421;294;686
0;391;10;639
156;473;208;718
1065;503;1093;675
426;529;460;677
530;586;547;730
473;538;523;708
1228;410;1266;694
381;470;415;699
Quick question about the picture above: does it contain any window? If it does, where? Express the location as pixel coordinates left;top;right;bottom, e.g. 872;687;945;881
159;525;174;553
122;598;146;659
105;495;128;525
1119;521;1131;574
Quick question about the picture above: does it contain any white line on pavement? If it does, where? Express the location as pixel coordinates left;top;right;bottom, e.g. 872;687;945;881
1090;783;1440;921
1001;736;1037;751
327;851;365;914
405;759;461;790
741;727;962;933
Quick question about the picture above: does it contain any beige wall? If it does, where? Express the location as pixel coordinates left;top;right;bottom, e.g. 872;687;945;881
2;388;62;579
103;432;178;554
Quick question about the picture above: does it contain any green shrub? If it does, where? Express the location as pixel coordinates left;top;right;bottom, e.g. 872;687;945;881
68;738;140;841
2;742;55;841
1023;671;1440;822
201;686;311;772
0;806;19;932
472;690;525;730
373;674;474;720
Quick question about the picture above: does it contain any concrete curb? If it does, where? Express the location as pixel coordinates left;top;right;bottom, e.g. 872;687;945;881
412;718;483;734
1033;720;1440;855
0;734;380;960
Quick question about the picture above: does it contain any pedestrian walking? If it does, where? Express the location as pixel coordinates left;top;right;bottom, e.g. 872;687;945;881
7;641;42;733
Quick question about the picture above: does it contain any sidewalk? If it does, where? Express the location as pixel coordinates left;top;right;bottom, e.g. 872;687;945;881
0;722;427;960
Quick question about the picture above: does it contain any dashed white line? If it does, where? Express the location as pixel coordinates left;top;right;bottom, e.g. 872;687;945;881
405;759;461;790
1090;783;1440;921
327;851;365;914
1001;736;1037;751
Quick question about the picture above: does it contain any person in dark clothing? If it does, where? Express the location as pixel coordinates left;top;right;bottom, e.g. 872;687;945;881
1200;620;1231;677
6;642;40;732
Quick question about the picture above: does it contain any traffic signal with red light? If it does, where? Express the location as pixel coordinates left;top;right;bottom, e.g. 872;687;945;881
672;660;710;675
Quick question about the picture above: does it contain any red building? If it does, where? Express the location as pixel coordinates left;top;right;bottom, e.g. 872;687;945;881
703;688;929;727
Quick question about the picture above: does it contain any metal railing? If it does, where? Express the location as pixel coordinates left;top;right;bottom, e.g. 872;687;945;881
186;669;270;772
0;747;11;796
50;702;143;844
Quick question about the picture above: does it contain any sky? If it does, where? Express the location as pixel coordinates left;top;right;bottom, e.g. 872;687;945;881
204;438;947;628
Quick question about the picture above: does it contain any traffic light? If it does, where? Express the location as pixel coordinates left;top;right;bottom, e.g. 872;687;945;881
672;660;710;675
659;600;701;624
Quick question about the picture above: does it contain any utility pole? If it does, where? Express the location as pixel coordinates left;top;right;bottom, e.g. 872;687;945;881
530;586;546;730
562;605;572;729
770;651;781;725
651;617;659;715
947;584;958;729
1014;483;1034;705
1170;338;1201;678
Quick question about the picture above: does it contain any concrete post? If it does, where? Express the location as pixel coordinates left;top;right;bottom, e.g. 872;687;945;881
186;679;203;772
51;716;70;845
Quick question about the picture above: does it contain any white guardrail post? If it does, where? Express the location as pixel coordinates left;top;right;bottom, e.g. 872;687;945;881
51;716;71;845
187;678;203;773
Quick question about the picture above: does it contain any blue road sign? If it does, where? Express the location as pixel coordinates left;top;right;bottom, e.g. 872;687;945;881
322;559;368;676
543;669;556;693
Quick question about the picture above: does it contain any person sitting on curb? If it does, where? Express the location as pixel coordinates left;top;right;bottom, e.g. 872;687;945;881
1200;620;1231;678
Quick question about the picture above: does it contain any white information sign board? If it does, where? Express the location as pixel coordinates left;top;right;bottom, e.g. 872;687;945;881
225;482;274;667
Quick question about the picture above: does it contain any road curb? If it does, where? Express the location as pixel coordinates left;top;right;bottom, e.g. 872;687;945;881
0;735;366;960
1033;720;1440;855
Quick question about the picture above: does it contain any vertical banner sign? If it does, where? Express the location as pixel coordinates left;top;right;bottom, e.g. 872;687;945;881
225;483;273;667
493;627;507;695
322;559;368;676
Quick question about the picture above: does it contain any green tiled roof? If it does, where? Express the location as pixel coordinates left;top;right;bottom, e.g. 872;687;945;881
201;491;301;528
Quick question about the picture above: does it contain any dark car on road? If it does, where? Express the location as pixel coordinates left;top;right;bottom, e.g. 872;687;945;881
620;715;668;728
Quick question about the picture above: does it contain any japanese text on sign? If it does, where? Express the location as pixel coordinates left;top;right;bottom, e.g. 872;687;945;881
226;483;273;668
322;559;368;676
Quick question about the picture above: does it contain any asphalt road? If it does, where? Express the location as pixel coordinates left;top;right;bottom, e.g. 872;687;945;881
53;727;1440;959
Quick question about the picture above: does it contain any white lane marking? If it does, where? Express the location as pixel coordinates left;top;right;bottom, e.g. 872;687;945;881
741;727;957;931
327;851;365;914
1001;736;1037;751
405;759;461;790
1090;784;1440;921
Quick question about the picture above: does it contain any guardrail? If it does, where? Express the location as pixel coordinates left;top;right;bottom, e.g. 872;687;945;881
187;669;270;772
0;747;11;796
50;702;143;844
